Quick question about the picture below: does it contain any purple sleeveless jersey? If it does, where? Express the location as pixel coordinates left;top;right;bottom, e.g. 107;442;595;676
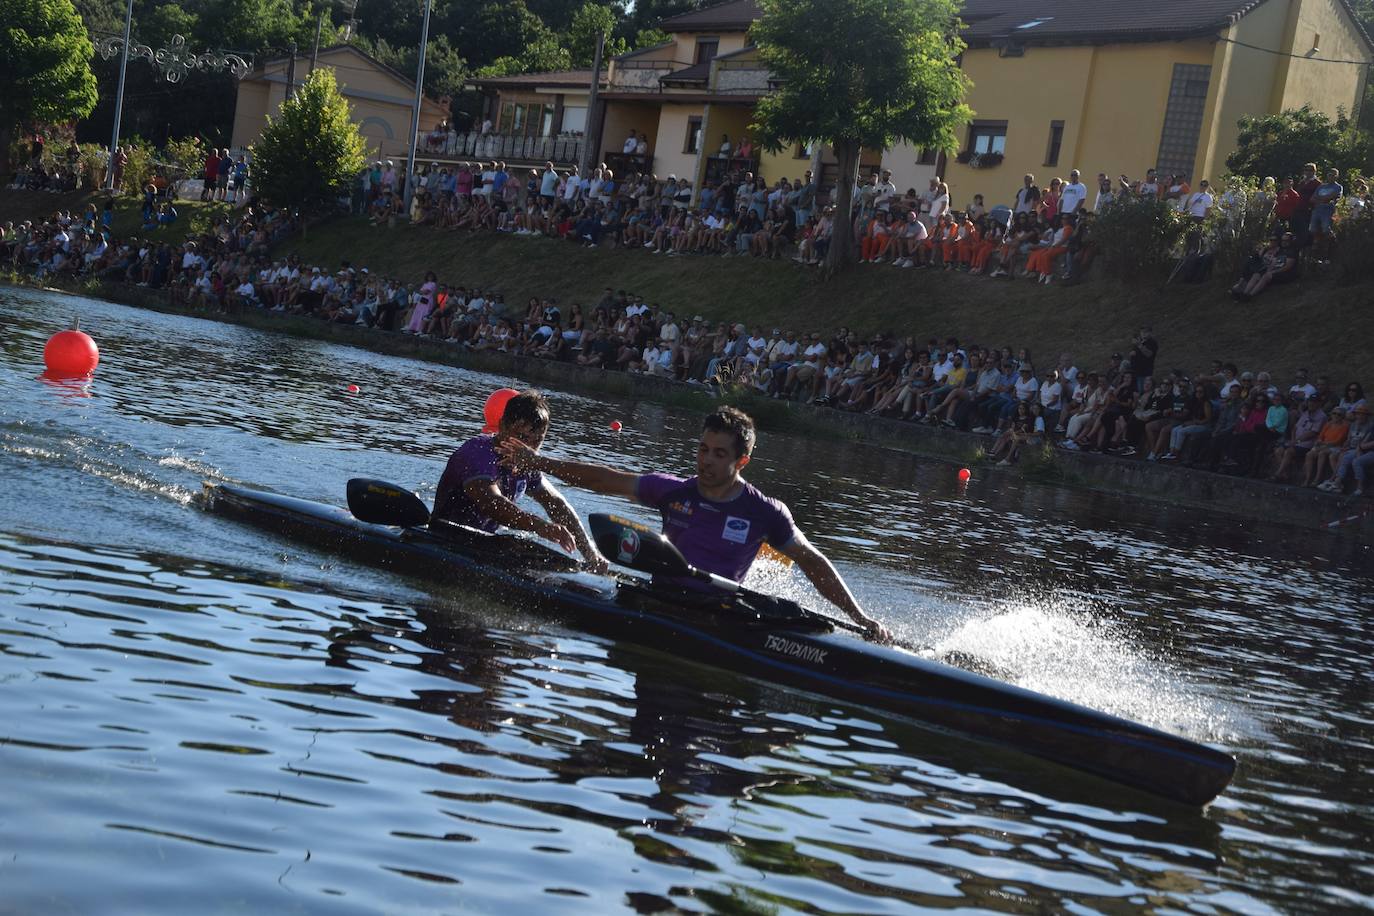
635;473;797;582
432;435;543;531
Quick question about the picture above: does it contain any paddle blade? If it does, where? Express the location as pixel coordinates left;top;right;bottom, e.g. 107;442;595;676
589;513;691;578
346;478;431;528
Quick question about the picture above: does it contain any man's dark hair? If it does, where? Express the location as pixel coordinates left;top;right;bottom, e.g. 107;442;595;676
703;406;756;458
503;390;551;435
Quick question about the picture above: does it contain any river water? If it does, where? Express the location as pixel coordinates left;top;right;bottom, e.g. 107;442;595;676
1;286;1370;913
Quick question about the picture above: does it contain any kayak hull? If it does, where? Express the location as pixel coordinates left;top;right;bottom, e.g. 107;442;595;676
204;483;1236;806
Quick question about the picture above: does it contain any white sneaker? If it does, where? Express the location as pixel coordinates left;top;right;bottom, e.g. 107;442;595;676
997;458;1012;466
643;242;654;248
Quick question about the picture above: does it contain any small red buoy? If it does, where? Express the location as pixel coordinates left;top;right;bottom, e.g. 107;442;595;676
610;421;623;432
482;388;520;433
347;384;361;394
44;320;99;378
958;467;971;482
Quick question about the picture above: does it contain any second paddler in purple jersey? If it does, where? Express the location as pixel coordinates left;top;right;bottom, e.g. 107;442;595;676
495;406;892;643
431;389;607;572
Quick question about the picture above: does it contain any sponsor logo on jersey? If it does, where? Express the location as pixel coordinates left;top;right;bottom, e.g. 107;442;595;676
722;516;750;544
764;634;828;664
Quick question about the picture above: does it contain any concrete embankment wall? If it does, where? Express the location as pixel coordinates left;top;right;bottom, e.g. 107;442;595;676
16;280;1374;540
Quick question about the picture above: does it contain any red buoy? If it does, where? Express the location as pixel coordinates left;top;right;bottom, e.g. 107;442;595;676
958;467;971;482
44;322;99;378
346;383;361;394
482;388;520;433
610;420;623;432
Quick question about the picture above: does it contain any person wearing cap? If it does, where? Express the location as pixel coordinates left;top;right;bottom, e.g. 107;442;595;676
1319;404;1374;493
432;390;605;570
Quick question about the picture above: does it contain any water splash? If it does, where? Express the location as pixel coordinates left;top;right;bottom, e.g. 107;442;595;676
933;596;1251;743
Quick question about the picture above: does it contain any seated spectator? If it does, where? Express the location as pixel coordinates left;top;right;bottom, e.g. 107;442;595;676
1231;233;1299;300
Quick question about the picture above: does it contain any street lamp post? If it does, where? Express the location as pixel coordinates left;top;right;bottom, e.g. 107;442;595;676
96;3;253;190
104;0;135;190
401;0;433;211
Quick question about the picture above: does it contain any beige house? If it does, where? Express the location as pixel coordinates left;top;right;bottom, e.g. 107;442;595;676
466;69;606;166
231;45;448;162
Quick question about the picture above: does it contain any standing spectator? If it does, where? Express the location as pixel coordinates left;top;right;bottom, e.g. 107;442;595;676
1293;162;1321;246
1184;180;1214;222
1128;326;1158;392
1060;169;1088;215
111;146;128;192
1013;174;1040;215
1308;168;1343;262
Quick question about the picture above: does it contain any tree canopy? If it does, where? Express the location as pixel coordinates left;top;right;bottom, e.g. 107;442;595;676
250;67;366;213
0;0;99;176
751;0;971;273
1225;106;1373;181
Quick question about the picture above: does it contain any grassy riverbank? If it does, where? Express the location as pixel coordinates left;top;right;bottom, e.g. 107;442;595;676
4;188;1372;382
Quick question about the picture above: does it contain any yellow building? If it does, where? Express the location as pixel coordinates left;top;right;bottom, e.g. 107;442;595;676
944;0;1374;202
232;45;448;163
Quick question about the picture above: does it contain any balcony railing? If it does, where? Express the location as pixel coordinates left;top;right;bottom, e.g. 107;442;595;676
418;131;584;164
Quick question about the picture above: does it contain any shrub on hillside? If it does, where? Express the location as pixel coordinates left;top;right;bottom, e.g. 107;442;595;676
1092;195;1187;283
1335;208;1374;284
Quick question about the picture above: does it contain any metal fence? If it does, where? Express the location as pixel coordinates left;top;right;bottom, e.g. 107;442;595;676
417;132;584;164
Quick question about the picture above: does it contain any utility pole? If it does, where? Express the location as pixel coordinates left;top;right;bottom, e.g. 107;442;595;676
311;9;325;73
579;31;606;178
104;0;135;190
401;0;433;212
285;41;298;99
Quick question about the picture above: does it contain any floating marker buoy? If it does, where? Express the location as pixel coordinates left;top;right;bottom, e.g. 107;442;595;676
482;388;520;433
346;384;361;394
958;467;971;482
610;421;622;432
44;319;99;378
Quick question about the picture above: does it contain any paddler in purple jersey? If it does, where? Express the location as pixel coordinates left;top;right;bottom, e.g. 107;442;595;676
496;406;891;643
433;389;607;572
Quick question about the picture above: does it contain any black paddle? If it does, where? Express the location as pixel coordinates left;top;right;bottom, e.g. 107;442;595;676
588;512;880;640
346;478;432;527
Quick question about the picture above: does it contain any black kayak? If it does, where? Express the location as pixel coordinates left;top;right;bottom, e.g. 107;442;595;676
203;482;1236;806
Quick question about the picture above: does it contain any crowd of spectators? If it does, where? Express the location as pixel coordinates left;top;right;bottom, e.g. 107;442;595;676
7;200;1368;500
351;156;1368;296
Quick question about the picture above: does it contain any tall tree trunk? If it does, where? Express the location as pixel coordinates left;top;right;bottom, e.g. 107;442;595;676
824;138;860;278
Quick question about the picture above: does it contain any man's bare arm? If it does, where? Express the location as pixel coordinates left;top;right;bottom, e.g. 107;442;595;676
780;533;891;644
495;439;639;499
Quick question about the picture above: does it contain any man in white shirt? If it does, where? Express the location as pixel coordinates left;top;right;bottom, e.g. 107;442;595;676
1013;174;1040;214
873;170;898;213
1039;369;1064;427
1060;169;1088;214
1185;180;1214;220
622;132;638;155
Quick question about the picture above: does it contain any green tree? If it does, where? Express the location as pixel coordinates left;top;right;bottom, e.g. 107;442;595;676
477;33;572;77
567;1;627;67
1225;106;1373;180
751;0;971;274
250;67;366;214
0;0;98;178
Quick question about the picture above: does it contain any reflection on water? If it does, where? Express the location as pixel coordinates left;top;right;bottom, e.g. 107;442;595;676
2;286;1372;912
